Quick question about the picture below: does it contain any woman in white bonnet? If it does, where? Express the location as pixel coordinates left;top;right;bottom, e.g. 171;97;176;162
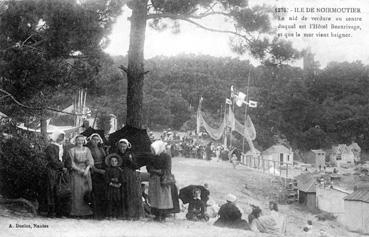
86;133;106;219
147;140;175;221
214;193;250;230
45;130;69;217
114;138;143;219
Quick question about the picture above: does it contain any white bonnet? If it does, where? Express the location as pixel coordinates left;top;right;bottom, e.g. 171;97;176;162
88;133;103;144
118;138;132;148
226;193;237;203
151;140;167;155
49;130;65;142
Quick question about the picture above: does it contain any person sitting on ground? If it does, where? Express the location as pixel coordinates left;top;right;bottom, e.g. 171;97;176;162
249;203;284;235
269;201;287;235
179;184;210;206
214;194;250;230
205;198;219;218
186;188;209;221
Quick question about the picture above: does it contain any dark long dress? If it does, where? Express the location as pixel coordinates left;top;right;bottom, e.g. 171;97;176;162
105;166;123;218
186;198;207;220
116;150;143;219
45;143;70;217
214;202;250;230
88;144;106;219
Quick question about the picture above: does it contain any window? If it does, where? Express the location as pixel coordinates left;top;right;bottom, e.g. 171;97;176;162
336;154;342;160
287;155;290;161
280;153;284;165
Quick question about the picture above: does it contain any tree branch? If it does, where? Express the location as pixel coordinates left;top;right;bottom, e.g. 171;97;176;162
142;70;150;76
189;11;232;19
147;13;251;43
0;88;85;116
0;95;10;101
0;197;37;216
119;65;128;74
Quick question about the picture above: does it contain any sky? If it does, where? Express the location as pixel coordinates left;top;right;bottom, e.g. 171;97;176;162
104;0;369;68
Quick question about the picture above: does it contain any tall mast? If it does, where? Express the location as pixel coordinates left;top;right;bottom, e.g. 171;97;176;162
242;71;251;153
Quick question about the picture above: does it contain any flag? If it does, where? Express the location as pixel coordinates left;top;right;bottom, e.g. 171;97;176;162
225;98;232;105
248;100;258;108
245;115;256;140
197;97;204;134
230;85;237;98
236;91;246;107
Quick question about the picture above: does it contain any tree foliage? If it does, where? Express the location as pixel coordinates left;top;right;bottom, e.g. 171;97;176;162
95;54;369;152
0;0;123;134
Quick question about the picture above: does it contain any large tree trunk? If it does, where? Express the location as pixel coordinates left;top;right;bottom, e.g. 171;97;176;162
126;0;148;128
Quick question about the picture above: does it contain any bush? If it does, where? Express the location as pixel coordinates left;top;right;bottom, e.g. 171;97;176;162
0;136;48;200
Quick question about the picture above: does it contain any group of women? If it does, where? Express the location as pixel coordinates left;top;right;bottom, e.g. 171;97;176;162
45;130;179;221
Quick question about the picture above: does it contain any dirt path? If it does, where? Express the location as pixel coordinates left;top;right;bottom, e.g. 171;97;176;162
0;158;364;237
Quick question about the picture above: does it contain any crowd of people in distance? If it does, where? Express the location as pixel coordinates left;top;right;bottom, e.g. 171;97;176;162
162;131;241;165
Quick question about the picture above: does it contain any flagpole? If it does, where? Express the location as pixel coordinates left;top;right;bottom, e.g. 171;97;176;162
242;71;251;154
230;96;234;149
224;98;227;148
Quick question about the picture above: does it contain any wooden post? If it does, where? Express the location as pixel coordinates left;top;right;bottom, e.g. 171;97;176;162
242;71;251;154
285;163;289;187
286;163;288;178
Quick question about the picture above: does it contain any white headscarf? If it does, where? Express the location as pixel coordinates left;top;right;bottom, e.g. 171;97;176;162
151;140;167;155
88;133;103;144
49;130;65;143
49;130;65;161
118;138;132;148
226;193;237;203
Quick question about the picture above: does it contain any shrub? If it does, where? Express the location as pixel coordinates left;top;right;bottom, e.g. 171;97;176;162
0;136;48;200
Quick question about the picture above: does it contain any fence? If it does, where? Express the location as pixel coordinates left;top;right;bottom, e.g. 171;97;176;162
241;154;292;180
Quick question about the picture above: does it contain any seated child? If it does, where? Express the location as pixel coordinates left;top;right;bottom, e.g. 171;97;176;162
206;198;220;218
105;154;124;219
186;188;209;221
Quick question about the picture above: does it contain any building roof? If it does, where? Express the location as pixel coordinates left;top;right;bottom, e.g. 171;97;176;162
344;190;369;203
244;149;261;156
332;144;353;154
296;173;316;192
311;149;325;154
331;186;351;194
262;144;291;155
298;179;316;193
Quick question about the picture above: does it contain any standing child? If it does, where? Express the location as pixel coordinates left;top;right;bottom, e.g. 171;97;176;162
105;154;124;219
186;188;209;221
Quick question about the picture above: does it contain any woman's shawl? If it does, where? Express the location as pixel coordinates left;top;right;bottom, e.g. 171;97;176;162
251;212;286;235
